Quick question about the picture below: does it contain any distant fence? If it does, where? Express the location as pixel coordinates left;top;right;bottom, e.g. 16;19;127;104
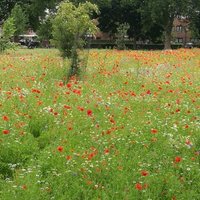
87;40;200;50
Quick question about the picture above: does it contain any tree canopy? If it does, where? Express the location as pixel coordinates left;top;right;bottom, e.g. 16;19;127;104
1;0;200;49
10;4;28;36
0;0;28;20
52;1;99;78
52;1;98;58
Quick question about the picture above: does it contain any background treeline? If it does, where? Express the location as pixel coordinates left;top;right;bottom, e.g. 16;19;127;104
0;0;200;49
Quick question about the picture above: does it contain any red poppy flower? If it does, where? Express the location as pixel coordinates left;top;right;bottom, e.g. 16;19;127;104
88;152;95;160
32;89;41;94
57;146;63;152
141;170;149;176
59;82;64;87
135;183;142;190
68;126;73;131
106;129;111;134
77;106;84;111
2;116;9;121
165;81;170;85
176;109;180;113
67;83;72;88
175;156;182;163
66;155;71;160
2;130;9;134
151;129;158;134
87;109;92;116
104;148;110;154
185;139;191;145
64;105;71;109
146;90;151;95
73;89;81;95
21;185;27;190
110;117;115;124
185;124;189;129
130;91;136;96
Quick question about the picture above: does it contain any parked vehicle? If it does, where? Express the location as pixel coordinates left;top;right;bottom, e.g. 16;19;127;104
19;34;40;48
185;42;193;49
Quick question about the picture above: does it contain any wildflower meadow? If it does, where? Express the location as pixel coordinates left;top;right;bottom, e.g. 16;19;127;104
0;48;200;200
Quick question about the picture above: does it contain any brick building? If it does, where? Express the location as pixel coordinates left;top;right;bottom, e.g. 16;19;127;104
171;16;200;45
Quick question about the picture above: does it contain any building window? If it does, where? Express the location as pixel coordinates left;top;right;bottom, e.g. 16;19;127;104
176;38;183;43
176;26;183;32
191;38;199;43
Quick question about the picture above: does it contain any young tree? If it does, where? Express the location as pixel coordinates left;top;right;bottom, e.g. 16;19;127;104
115;23;130;50
10;4;28;40
0;17;16;52
52;1;99;79
2;17;16;40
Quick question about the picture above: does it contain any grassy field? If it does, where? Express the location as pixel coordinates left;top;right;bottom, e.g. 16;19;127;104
0;48;200;200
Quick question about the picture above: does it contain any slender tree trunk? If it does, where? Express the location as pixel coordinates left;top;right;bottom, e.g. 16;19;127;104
13;35;19;43
164;29;172;49
132;37;137;50
164;18;174;50
68;33;80;79
71;50;79;76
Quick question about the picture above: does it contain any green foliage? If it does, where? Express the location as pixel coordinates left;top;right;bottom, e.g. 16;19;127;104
37;17;53;41
2;17;16;39
52;0;98;58
52;0;99;78
0;0;22;19
115;22;130;50
28;115;53;138
96;0;136;35
189;2;200;38
193;14;200;37
0;17;17;53
0;38;17;52
28;0;63;31
10;4;28;36
0;0;61;31
0;134;39;179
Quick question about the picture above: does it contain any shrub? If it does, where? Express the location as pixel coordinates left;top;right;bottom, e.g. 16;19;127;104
51;1;99;79
0;17;16;53
115;22;130;50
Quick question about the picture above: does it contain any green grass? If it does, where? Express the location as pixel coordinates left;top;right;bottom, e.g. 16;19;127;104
0;48;200;200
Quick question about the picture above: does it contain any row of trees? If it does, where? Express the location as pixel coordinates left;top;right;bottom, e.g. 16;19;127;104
96;0;200;49
1;0;200;49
